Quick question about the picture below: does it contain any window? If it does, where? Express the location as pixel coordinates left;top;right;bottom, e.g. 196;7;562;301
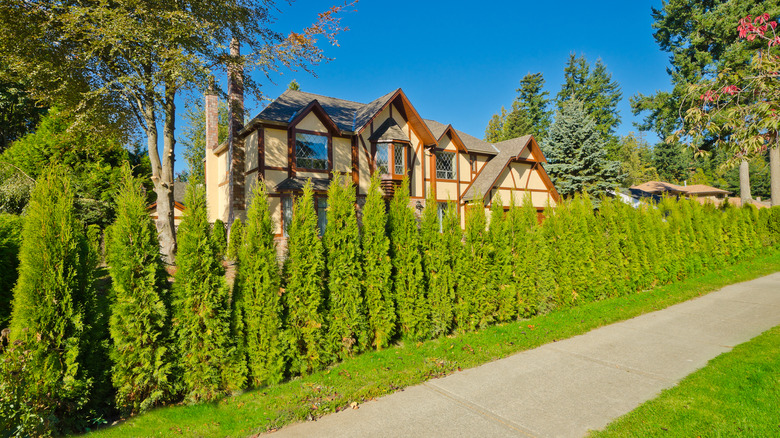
295;132;328;170
436;151;455;180
282;196;293;237
437;202;448;232
316;197;327;237
375;142;406;177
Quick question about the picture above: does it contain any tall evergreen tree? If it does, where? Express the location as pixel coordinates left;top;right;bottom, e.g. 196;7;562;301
107;165;175;415
388;177;429;341
489;198;516;322
361;173;396;349
233;181;286;387
324;173;367;358
456;194;495;330
515;72;552;141
212;218;227;260
8;168;98;433
420;193;458;337
226;217;244;262
173;184;244;402
544;99;622;198
283;179;328;374
484;108;506;143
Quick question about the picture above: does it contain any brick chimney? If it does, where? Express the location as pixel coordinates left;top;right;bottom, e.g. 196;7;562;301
227;38;245;223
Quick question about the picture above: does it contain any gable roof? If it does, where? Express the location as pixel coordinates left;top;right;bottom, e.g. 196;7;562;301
423;119;498;155
368;117;410;143
247;89;363;133
462;135;558;203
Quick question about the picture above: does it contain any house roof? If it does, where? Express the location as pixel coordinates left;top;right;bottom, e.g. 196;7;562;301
631;181;731;196
423;119;498;155
274;176;331;192
368;117;410;143
173;181;188;205
462;135;535;202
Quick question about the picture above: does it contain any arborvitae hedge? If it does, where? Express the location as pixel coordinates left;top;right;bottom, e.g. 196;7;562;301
173;185;244;402
226;217;244;262
421;192;458;337
0;213;23;329
106;166;175;415
361;173;396;349
283;180;328;374
233;181;286;387
489;198;516;322
388;178;429;340
457;194;493;331
212;218;227;260
324;173;367;358
6;168;98;434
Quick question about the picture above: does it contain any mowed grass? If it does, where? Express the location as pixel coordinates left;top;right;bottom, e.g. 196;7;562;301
86;249;780;438
590;324;780;437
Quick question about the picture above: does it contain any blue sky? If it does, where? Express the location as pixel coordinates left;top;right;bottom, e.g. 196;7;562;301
175;0;671;174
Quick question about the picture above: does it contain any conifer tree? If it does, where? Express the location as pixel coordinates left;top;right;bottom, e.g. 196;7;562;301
457;194;494;330
173;184;244;402
233;181;286;387
361;173;396;349
0;213;23;329
421;193;458;337
388;177;429;340
226;217;244;262
508;195;540;316
8;168;97;432
544;99;621;199
489;198;516;322
283;179;328;374
212;218;227;260
324;173;367;358
107;165;175;414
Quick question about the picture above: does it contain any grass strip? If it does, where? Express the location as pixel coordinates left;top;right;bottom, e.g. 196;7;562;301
589;324;780;437
86;249;780;438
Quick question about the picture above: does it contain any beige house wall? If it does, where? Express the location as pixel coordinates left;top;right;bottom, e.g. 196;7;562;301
437;181;458;201
245;131;258;171
297;112;328;132
358;132;370;195
265;129;287;168
265;170;288;191
333;137;351;173
268;196;282;235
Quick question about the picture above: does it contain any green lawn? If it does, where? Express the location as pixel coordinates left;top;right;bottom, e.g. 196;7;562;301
590;325;780;437
86;249;780;438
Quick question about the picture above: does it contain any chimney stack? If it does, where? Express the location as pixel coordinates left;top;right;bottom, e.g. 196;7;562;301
205;77;218;152
227;38;245;223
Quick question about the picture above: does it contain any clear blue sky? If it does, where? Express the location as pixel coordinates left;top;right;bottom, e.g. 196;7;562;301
175;0;671;174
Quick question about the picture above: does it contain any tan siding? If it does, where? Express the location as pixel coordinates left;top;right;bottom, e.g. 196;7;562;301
527;169;547;191
265;170;288;193
297;171;324;180
333;136;351;173
265;128;288;167
358;133;370;195
297;112;328;133
244;172;257;207
532;191;551;208
269;196;282;235
245;131;258;170
437;181;458;201
410;128;422;197
459;153;471;183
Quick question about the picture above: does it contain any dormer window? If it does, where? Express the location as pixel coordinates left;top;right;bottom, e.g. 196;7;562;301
295;132;328;170
376;142;407;178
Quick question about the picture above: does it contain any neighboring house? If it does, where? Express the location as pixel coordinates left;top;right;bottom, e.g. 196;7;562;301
148;181;187;228
630;181;731;202
205;71;559;236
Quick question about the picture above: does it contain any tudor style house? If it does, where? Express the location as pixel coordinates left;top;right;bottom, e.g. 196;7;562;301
205;77;559;237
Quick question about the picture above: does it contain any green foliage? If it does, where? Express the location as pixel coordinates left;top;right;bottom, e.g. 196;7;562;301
212;219;227;260
420;193;458;337
0;213;22;329
489;198;516;322
516;72;552;142
226;217;244;262
173;184;244;402
618;133;659;187
106;165;175;415
361;173;396;349
457;194;494;331
233;181;286;387
556;54;622;143
544;99;621;199
0;79;47;153
323;173;367;358
283;179;328;375
388;177;429;341
0;162;34;214
7;168;99;434
0;109;129;226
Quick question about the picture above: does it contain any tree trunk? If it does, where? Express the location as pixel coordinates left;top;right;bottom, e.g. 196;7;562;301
739;158;752;206
142;99;174;263
155;85;177;263
771;135;780;207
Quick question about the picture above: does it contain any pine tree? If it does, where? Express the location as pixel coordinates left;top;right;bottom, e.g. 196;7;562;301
420;192;458;337
544;99;622;199
212;218;227;260
283;179;328;374
324;173;367;358
233;181;286;387
8;168;97;432
515;72;552;142
501;107;533;141
388;177;429;340
106;165;175;415
173;184;244;402
484;107;507;142
226;217;244;262
361;173;396;349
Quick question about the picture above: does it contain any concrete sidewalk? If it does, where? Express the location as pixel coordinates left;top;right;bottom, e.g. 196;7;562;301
271;272;780;438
